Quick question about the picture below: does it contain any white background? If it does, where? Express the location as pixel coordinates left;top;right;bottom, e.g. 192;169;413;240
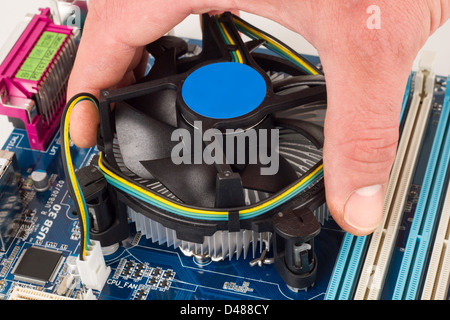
1;0;450;148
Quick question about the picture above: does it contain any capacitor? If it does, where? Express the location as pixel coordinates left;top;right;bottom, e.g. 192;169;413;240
31;169;49;191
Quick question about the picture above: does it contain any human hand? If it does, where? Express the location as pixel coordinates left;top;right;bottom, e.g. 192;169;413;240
67;0;449;236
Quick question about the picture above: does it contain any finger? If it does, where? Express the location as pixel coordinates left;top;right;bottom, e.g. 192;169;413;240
67;9;141;147
306;0;447;236
68;99;100;148
67;0;197;147
319;45;414;236
133;47;149;81
66;0;284;148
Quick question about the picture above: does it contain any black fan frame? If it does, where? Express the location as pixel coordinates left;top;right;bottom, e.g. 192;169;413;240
94;12;327;244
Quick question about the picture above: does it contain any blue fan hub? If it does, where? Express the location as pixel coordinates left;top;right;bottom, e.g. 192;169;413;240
181;62;267;119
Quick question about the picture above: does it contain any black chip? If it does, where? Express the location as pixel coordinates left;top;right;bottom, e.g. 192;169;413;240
12;246;64;285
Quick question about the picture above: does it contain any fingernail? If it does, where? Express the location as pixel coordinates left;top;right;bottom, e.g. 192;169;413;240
344;184;384;233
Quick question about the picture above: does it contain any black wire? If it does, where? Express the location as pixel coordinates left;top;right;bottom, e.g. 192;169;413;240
231;14;323;76
100;148;324;215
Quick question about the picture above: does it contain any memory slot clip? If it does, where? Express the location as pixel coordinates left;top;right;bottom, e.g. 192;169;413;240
353;52;436;300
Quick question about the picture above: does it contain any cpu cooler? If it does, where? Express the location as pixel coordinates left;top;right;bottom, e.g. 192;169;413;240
77;12;328;290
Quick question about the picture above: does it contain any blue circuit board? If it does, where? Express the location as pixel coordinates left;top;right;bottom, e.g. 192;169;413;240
0;33;348;301
1;39;448;302
0;126;344;301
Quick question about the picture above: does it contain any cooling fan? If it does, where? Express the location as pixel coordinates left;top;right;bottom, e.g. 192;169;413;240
74;12;328;291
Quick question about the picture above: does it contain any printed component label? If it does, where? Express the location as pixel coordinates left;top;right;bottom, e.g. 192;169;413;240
15;31;67;81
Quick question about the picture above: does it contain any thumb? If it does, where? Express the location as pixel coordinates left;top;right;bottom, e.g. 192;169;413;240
319;44;413;236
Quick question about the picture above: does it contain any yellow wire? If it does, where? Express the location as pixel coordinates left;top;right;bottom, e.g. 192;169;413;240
219;21;244;63
98;151;323;216
98;152;225;215
65;17;324;252
64;95;94;256
233;18;318;75
239;164;323;214
68;16;324;221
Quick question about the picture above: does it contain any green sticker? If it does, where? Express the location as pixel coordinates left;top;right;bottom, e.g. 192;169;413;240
15;31;68;81
14;70;32;80
28;47;47;60
29;72;42;82
51;33;66;48
35;32;55;48
18;57;40;72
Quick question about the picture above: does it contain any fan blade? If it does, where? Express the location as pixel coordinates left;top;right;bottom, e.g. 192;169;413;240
140;157;217;207
245;39;265;53
273;75;326;92
240;155;297;193
125;44;180;127
124;89;178;128
115;101;179;179
124;37;186;127
275;118;324;149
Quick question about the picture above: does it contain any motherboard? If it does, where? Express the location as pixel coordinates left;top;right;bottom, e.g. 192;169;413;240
0;125;344;301
0;6;449;302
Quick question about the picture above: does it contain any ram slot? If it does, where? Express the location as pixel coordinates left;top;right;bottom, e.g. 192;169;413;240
325;234;368;300
420;168;450;300
353;52;435;300
399;73;413;128
393;75;450;299
325;73;413;301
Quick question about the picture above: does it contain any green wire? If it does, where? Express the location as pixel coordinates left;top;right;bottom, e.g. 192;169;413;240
100;163;323;221
214;16;239;63
79;15;325;223
234;23;313;74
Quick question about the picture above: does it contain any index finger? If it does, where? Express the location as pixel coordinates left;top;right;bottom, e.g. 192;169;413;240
67;0;196;147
